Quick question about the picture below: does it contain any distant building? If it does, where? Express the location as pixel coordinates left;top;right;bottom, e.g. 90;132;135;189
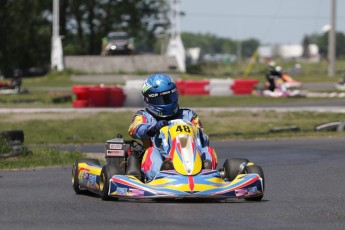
258;44;320;62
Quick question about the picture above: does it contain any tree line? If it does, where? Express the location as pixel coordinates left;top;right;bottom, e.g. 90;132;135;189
0;0;169;76
0;0;344;76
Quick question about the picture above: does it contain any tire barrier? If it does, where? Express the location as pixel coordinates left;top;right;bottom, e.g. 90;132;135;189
315;121;345;132
178;80;210;95
72;85;125;108
72;79;257;108
230;79;259;95
209;78;234;96
123;80;145;107
0;130;32;159
175;78;257;96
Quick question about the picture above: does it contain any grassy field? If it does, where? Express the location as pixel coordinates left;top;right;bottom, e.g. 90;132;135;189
0;147;83;170
1;109;344;170
0;110;344;145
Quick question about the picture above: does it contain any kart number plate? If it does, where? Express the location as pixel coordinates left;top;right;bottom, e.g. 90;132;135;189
107;149;125;157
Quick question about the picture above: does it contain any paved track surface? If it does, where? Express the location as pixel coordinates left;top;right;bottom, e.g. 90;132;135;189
1;138;345;230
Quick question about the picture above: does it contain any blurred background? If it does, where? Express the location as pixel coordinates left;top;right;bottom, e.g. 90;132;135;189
0;0;344;101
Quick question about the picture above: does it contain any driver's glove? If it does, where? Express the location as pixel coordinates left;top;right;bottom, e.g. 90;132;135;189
147;120;168;137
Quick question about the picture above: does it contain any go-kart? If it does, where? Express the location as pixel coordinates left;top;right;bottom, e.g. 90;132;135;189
72;119;264;201
281;73;303;89
260;78;305;98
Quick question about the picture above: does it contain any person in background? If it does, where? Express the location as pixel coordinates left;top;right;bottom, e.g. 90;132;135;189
265;61;283;92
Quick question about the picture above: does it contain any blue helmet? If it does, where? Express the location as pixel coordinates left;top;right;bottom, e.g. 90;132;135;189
142;74;179;118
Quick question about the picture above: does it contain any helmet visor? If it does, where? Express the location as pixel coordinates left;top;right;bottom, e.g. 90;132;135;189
147;90;178;105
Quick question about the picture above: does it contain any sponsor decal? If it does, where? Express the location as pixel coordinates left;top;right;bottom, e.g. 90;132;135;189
82;172;89;184
235;186;258;197
89;174;97;186
107;149;125;157
142;82;152;93
235;188;248;197
159;88;177;96
109;144;123;150
248;186;258;195
116;187;128;195
148;93;158;97
128;188;145;197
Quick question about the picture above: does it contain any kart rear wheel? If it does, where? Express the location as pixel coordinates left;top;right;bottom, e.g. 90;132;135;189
72;158;101;194
244;165;264;201
100;164;121;201
223;158;249;181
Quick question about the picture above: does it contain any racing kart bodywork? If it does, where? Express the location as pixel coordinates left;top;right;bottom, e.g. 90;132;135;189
72;119;264;201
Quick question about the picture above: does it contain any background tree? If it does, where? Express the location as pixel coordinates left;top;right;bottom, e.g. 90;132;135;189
0;0;51;76
310;31;345;59
0;0;169;75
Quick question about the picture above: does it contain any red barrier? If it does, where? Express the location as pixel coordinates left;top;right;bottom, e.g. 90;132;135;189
183;80;209;95
72;85;92;100
88;87;110;107
72;85;126;107
73;100;88;108
231;79;258;95
108;87;126;107
175;80;185;95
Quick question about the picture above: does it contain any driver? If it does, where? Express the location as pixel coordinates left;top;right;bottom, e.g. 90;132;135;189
128;73;218;181
265;61;283;91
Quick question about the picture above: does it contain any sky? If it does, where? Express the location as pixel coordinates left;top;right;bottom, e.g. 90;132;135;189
179;0;345;45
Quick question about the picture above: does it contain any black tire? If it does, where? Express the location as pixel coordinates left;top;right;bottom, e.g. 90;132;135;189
223;158;249;181
315;122;342;131
244;165;265;201
0;130;24;143
99;164;121;201
72;158;101;194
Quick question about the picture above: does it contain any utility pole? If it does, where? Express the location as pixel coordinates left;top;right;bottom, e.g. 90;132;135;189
51;0;64;71
166;0;186;72
328;0;336;77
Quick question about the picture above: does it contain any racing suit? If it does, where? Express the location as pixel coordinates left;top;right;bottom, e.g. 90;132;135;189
128;108;218;181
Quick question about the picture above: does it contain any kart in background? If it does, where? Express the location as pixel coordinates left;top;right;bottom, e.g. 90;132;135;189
254;78;305;98
72;119;264;201
281;73;303;89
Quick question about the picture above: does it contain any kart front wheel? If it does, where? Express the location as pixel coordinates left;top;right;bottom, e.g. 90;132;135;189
100;164;121;201
244;165;265;201
72;158;101;194
223;158;249;181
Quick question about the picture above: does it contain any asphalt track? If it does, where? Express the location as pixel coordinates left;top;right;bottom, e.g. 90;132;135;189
1;138;345;230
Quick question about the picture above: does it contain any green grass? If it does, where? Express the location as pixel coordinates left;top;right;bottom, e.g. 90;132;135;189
1;109;344;170
0;147;83;170
179;95;323;107
0;111;344;145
